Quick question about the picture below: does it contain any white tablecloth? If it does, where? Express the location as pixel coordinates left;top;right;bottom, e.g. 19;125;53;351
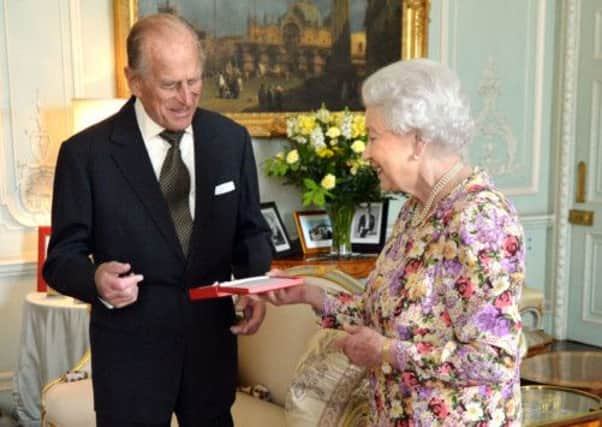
13;292;90;427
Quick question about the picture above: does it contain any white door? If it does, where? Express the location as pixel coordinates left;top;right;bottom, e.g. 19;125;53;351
566;0;602;347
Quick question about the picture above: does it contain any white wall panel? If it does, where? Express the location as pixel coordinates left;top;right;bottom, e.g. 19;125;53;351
441;0;552;204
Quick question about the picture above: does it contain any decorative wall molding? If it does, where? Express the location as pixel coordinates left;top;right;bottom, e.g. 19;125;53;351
17;94;55;217
521;214;555;228
0;0;75;227
474;57;520;177
552;0;578;340
583;233;602;322
0;259;36;278
442;0;545;196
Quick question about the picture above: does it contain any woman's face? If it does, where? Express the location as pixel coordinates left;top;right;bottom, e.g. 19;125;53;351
363;107;418;193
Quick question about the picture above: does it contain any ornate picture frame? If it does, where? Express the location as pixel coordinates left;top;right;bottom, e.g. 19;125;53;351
113;0;430;137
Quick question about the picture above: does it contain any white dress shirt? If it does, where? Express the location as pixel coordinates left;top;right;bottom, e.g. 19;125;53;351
134;98;196;219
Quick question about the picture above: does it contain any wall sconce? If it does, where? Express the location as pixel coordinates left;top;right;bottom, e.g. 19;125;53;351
72;98;127;133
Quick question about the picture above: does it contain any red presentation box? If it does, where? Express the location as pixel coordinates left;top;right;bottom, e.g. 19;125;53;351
189;275;303;300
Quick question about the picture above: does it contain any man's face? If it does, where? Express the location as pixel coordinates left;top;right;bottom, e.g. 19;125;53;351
127;32;202;131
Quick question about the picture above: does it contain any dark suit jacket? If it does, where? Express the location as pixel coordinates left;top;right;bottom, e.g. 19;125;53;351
43;97;272;422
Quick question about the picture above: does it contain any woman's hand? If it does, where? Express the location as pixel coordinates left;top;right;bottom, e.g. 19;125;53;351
335;324;387;367
256;270;326;312
260;283;307;306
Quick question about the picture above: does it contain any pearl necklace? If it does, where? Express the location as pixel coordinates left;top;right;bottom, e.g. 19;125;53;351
411;162;464;227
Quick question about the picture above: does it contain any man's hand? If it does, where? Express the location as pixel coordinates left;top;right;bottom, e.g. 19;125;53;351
95;261;144;309
230;295;265;335
334;324;386;367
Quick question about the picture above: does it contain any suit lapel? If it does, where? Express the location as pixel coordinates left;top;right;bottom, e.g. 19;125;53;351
191;110;219;237
109;98;185;261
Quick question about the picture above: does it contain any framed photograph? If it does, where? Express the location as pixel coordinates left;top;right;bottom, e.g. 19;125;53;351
351;201;388;253
113;0;431;136
294;210;332;255
37;226;51;292
260;201;294;257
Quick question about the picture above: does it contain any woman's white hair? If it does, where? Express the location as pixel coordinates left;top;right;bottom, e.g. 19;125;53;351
361;59;474;154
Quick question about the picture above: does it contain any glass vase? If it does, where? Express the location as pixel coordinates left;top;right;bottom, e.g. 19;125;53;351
325;203;354;257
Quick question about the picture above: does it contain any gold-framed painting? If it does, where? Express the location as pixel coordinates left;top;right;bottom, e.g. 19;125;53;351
113;0;430;137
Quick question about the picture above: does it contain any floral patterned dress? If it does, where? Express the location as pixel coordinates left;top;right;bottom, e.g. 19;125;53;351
321;168;525;426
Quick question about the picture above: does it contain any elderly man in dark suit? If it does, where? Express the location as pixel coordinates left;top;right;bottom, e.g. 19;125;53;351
43;13;272;427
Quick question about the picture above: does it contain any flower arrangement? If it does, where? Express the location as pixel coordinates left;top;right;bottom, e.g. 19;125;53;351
264;105;381;208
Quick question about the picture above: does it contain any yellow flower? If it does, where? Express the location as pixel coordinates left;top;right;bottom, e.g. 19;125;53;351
347;159;363;175
350;139;365;153
442;240;458;260
298;115;316;135
321;174;336;190
406;275;427;300
275;151;285;160
317;147;335;158
286;149;299;164
330;111;344;126
390;401;404;418
352;115;366;138
326;126;341;139
458;246;478;268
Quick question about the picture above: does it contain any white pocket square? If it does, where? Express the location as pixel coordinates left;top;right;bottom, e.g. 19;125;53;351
214;181;236;195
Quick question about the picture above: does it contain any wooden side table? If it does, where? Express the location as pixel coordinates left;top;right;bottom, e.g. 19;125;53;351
272;254;377;279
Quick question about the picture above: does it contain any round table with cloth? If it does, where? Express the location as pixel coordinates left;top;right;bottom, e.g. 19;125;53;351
13;292;89;427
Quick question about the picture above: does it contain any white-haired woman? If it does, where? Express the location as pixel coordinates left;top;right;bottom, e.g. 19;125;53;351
261;59;524;426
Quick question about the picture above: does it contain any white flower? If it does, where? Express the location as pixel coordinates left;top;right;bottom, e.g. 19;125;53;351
286;117;298;138
491;409;505;425
286;149;299;164
321;174;336;190
351;140;365;153
341;113;353;139
465;402;483;421
316;105;330;123
310;126;326;150
492;277;510;295
441;341;457;362
294;136;307;144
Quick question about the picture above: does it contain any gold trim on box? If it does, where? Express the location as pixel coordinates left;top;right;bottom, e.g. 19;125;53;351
113;0;430;137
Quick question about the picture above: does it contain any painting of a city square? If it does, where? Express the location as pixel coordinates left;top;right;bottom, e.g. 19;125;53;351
138;0;402;112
